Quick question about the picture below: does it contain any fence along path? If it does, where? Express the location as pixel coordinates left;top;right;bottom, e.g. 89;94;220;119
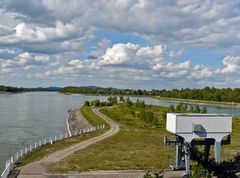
0;107;107;178
11;107;118;178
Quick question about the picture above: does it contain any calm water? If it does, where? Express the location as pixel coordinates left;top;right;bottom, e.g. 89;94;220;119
0;92;239;172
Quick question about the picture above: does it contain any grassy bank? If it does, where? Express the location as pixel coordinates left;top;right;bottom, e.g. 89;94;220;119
50;104;175;172
80;105;108;127
153;96;239;107
17;131;105;167
51;104;240;173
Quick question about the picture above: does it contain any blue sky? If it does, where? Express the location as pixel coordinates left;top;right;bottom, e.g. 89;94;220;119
0;0;240;89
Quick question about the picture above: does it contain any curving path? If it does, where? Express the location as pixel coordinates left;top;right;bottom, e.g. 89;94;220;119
17;107;120;178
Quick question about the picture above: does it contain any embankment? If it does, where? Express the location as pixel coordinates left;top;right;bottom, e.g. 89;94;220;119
67;107;92;136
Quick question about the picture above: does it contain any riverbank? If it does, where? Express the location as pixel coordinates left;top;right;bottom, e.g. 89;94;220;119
16;107;116;178
60;92;240;108
153;96;240;108
67;107;92;136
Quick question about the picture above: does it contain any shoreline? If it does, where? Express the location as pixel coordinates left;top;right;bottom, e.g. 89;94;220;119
153;96;240;108
60;92;240;108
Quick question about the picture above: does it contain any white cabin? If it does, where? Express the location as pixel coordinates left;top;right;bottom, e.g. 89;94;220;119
166;113;232;135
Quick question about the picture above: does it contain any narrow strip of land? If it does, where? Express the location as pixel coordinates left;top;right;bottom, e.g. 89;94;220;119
17;107;119;178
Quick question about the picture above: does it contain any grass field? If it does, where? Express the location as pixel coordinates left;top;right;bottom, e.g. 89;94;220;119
80;105;108;127
51;104;240;173
17;131;106;167
50;104;175;172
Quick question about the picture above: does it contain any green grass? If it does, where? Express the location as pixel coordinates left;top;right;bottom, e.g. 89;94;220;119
51;104;240;173
17;130;106;167
80;105;108;127
50;104;175;172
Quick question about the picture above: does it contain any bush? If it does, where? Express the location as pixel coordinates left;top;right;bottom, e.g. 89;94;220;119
93;100;101;106
146;111;154;123
190;164;213;178
130;110;135;116
140;110;146;120
144;170;163;178
100;101;106;106
107;101;114;106
84;100;90;106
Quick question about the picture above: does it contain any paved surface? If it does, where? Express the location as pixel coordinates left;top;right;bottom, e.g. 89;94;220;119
68;108;92;135
17;108;120;178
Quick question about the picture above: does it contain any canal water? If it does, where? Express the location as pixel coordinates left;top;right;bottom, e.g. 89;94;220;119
0;92;239;172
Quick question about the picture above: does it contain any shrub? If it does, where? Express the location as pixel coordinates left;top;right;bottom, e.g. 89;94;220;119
190;164;213;178
84;100;90;106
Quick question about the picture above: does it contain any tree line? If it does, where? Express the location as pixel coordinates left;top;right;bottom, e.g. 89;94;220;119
0;85;60;93
60;86;240;103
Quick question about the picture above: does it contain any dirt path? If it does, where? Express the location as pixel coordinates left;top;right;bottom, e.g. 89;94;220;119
17;107;120;178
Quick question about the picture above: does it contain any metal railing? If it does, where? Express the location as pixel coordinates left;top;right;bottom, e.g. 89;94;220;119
0;124;106;178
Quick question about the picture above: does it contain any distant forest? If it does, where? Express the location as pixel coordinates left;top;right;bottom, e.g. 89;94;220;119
0;85;60;93
60;86;240;103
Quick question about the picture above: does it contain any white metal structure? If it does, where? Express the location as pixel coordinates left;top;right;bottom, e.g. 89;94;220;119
165;113;232;177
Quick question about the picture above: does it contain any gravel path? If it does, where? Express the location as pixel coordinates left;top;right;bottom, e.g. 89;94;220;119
17;107;120;178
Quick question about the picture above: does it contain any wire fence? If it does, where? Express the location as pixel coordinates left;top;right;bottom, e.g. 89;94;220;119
0;124;106;178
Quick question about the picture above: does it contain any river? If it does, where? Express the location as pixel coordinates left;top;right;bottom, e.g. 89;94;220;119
0;92;239;172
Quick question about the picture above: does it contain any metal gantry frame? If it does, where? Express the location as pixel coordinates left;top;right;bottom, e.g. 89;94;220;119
164;134;231;177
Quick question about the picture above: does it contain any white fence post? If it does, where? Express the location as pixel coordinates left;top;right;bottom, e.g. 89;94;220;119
16;152;19;161
49;137;52;144
30;145;32;152
25;147;27;155
20;149;23;157
55;136;57;142
35;142;37;149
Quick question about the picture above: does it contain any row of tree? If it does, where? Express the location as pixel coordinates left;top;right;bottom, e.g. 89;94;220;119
0;85;60;93
60;86;240;103
169;103;207;113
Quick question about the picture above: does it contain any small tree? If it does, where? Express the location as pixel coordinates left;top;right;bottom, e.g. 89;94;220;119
112;96;118;104
126;98;133;107
93;100;101;106
84;100;90;106
201;106;207;113
119;96;125;103
190;105;194;112
169;105;175;112
194;105;201;113
140;110;146;120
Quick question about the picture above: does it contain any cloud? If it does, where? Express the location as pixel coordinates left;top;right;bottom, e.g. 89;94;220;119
0;0;239;51
0;48;16;59
217;56;240;74
34;43;207;82
0;1;240;88
0;52;50;70
0;21;78;44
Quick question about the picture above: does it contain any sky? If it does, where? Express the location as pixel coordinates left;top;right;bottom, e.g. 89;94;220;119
0;0;240;89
